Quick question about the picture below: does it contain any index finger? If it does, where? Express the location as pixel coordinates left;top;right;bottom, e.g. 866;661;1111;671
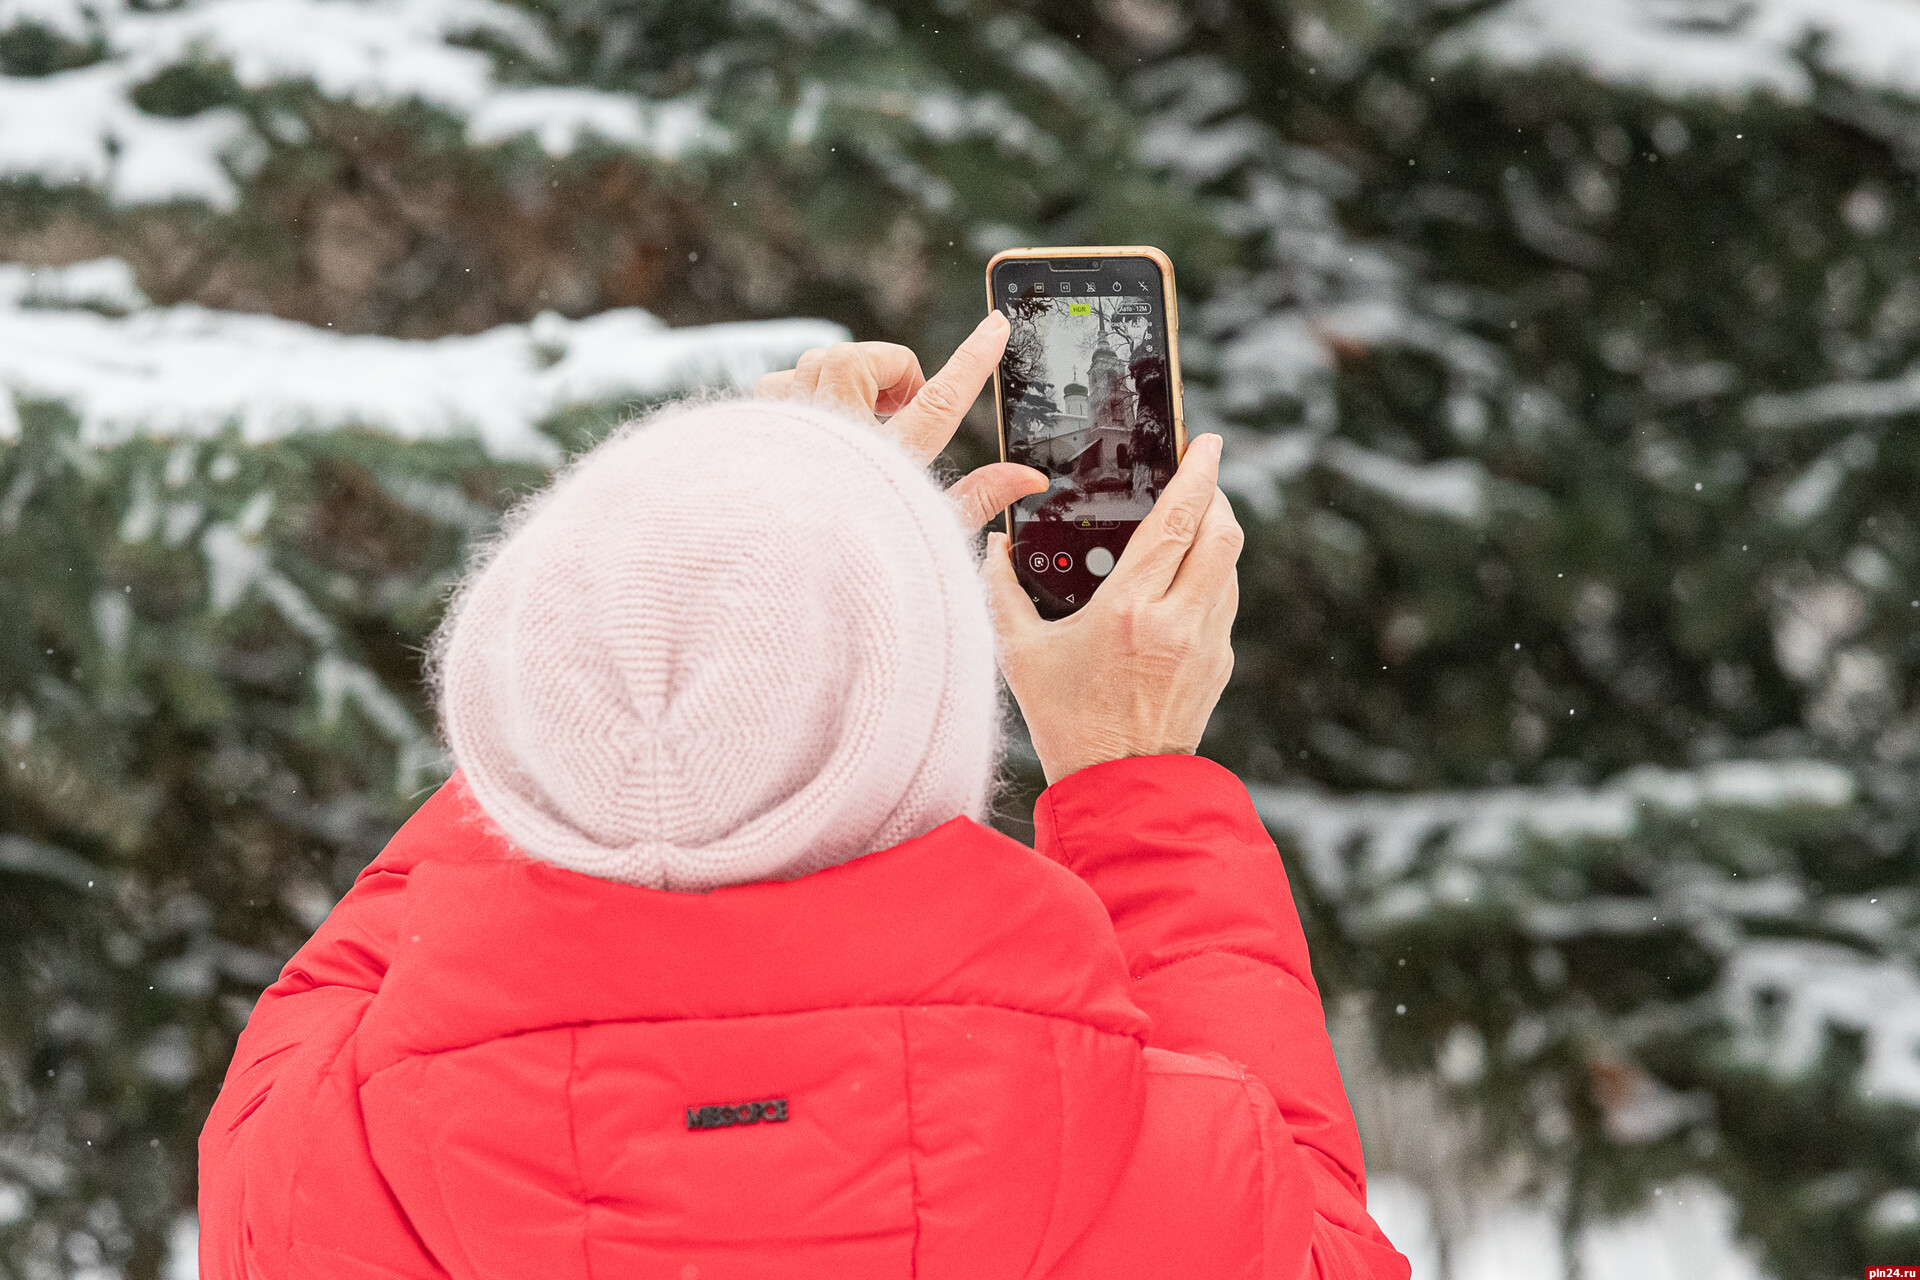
1106;434;1223;600
888;311;1009;463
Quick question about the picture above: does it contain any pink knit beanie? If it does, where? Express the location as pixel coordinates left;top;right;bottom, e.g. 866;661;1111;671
433;397;1000;892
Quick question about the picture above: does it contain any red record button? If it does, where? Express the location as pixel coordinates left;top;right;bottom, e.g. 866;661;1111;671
1052;552;1073;571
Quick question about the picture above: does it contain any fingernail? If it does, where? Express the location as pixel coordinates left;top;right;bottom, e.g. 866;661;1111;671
975;310;1008;334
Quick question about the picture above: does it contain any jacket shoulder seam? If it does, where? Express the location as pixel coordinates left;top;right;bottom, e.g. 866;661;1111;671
1130;944;1304;986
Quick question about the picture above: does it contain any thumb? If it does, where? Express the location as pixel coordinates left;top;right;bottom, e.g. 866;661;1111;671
947;463;1049;529
980;532;1043;645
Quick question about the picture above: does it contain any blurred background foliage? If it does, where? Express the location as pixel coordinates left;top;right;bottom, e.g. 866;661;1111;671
7;0;1920;1276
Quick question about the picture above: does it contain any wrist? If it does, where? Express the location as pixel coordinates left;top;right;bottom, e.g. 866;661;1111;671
1037;740;1198;786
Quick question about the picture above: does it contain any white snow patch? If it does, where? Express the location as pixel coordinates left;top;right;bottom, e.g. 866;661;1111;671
0;257;149;312
315;652;416;743
1870;1188;1920;1233
91;588;131;655
1371;1174;1770;1280
118;473;159;541
0;65;249;206
1217;312;1334;414
163;1213;197;1280
198;519;269;614
1771;578;1866;683
0;269;845;461
1775;453;1848;525
200;517;334;644
1320;438;1491;524
467;89;721;158
0;0;725;206
1252;760;1854;897
1747;368;1920;431
911;87;1049;157
1441;0;1920;101
314;651;442;789
137;1023;196;1086
1139;112;1267;185
1725;941;1920;1103
116;0;547;108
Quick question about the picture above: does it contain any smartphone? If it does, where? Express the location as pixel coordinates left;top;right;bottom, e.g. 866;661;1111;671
986;246;1185;619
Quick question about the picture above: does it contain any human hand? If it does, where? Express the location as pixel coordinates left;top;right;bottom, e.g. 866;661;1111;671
982;434;1241;785
754;312;1048;528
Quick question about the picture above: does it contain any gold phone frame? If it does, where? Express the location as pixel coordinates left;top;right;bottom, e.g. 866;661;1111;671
983;245;1186;539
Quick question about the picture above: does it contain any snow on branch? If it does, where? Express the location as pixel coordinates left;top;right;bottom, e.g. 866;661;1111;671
1319;438;1491;524
0;257;147;311
1252;759;1854;903
0;259;847;460
1438;0;1920;101
1746;368;1920;431
1726;941;1920;1103
0;0;726;206
1252;761;1920;1103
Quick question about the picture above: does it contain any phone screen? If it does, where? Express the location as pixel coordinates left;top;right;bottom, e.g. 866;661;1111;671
991;256;1178;618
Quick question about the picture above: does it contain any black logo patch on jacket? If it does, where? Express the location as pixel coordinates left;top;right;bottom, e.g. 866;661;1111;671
685;1098;789;1131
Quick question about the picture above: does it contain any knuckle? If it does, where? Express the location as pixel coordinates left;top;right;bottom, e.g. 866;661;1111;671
913;377;965;417
1161;503;1200;541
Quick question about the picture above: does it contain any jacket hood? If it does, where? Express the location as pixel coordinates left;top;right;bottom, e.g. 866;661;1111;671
347;774;1154;1278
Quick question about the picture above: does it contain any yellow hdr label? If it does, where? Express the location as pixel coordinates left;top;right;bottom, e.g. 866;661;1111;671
1068;302;1092;316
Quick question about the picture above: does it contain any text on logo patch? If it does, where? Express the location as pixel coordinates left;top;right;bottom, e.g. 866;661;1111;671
685;1098;789;1131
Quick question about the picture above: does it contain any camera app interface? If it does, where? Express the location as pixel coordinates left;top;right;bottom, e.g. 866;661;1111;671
993;258;1177;618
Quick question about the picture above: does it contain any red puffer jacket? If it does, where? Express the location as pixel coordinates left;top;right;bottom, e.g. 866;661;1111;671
198;754;1408;1280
